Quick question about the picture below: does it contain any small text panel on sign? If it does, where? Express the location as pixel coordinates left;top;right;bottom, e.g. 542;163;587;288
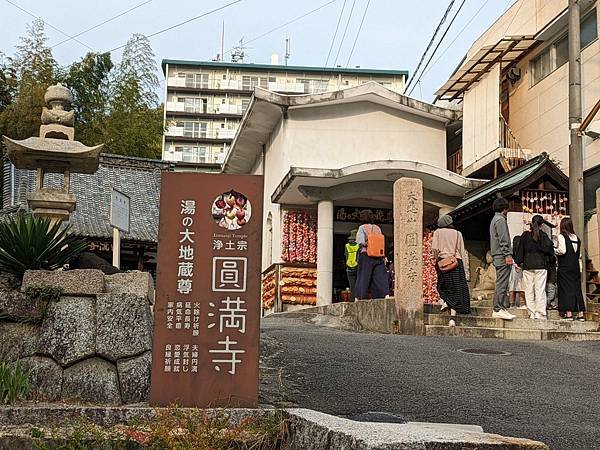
110;189;130;233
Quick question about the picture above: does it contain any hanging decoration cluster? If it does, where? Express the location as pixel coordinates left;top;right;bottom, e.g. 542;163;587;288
281;209;317;264
422;231;440;303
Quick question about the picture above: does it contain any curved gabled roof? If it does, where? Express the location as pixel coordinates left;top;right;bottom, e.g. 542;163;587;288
223;82;461;174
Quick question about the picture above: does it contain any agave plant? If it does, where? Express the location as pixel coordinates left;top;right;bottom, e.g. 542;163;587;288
0;213;88;277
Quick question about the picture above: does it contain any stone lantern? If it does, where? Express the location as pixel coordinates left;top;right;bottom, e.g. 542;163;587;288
2;83;103;222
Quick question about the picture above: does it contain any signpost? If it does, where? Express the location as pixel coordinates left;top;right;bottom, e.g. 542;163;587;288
110;189;130;269
150;173;263;408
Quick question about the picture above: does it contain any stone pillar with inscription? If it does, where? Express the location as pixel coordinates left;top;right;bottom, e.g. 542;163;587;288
317;199;334;305
393;178;425;336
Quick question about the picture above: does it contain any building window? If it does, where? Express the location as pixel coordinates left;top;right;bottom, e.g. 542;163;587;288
178;72;209;89
177;146;207;163
241;99;250;113
531;9;597;85
241;75;273;90
298;78;329;93
581;9;598;48
182;122;207;138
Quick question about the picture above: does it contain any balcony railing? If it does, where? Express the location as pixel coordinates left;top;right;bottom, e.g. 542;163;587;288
167;77;248;91
166;102;243;115
447;150;462;174
268;82;305;93
165;126;237;140
499;115;527;171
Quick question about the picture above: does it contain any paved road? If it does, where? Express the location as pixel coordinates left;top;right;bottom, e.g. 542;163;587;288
260;316;600;450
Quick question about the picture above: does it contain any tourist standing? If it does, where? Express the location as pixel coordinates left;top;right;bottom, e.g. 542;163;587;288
344;229;360;301
432;215;470;326
509;234;526;309
489;197;516;320
355;221;389;300
514;215;554;320
554;218;586;321
541;222;558;310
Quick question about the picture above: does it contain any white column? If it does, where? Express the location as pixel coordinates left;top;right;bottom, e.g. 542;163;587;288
317;200;334;306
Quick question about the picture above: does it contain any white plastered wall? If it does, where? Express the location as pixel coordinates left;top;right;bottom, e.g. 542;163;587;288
462;65;501;169
258;101;448;270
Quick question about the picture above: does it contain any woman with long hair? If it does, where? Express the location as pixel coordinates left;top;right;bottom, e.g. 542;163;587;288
554;217;586;320
514;215;554;319
431;214;470;326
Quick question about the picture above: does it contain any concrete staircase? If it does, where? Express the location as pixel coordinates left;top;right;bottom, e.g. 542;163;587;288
425;297;600;341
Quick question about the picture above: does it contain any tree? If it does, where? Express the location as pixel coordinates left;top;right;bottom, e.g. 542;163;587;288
116;33;160;107
0;19;57;140
0;53;17;113
64;52;113;146
103;34;163;158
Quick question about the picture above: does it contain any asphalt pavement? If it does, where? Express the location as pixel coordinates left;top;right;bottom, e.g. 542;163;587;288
260;316;600;450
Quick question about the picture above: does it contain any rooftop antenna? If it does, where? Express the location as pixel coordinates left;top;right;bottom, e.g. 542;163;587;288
212;21;226;61
221;20;225;61
231;37;246;63
284;37;291;66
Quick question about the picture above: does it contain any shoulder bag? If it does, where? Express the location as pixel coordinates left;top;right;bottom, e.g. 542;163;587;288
437;230;460;273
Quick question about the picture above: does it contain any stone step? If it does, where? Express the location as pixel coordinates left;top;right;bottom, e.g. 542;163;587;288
425;313;600;332
426;325;600;341
424;304;599;321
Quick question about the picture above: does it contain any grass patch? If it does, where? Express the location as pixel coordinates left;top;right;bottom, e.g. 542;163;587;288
30;407;289;449
0;361;30;404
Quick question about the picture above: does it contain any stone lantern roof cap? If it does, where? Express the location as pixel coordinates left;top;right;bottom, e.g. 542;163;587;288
44;83;73;106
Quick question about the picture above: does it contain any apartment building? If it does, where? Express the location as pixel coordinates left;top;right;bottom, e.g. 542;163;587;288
437;0;598;182
437;0;600;267
161;60;408;164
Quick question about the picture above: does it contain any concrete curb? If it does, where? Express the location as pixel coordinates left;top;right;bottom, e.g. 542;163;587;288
0;404;548;449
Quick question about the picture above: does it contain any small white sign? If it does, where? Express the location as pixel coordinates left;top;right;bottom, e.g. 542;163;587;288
110;189;130;233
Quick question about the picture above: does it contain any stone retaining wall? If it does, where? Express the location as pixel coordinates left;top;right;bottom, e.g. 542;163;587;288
0;269;154;405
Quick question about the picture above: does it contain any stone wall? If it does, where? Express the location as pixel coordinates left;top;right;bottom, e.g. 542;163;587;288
0;269;154;405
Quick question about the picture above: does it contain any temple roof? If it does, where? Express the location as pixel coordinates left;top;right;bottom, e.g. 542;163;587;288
1;153;169;243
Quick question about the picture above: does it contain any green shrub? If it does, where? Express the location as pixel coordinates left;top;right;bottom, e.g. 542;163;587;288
0;213;87;278
0;361;30;404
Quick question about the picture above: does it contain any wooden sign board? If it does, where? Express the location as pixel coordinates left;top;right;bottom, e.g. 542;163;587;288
150;173;263;407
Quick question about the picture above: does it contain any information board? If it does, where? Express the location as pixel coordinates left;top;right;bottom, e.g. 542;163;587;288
150;173;263;407
110;189;130;233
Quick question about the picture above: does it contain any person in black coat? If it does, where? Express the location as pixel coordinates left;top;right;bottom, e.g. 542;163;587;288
514;215;554;320
553;217;586;321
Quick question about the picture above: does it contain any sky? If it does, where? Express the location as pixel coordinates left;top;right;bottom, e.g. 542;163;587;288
0;0;515;102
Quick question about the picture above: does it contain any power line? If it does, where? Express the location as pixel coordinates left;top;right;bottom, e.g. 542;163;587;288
501;0;525;36
407;0;467;96
404;0;456;93
225;0;338;57
345;0;372;68
104;0;242;54
51;0;153;49
420;0;491;81
4;0;94;51
332;0;357;67
324;0;348;67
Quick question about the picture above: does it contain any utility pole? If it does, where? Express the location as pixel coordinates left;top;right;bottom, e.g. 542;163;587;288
568;0;585;292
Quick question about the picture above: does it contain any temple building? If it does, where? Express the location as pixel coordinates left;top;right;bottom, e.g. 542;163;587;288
221;82;483;309
0;153;168;274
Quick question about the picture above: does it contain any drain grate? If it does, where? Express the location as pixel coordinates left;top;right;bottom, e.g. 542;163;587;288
458;348;512;356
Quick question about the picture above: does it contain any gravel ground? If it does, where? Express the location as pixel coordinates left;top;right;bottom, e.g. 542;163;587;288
260;316;600;450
